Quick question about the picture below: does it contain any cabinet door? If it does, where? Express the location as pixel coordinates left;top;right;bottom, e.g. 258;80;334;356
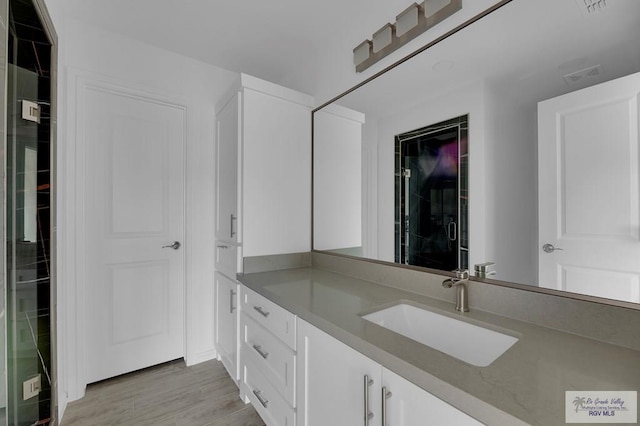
382;368;483;425
215;93;240;243
215;272;239;381
242;88;311;256
297;319;381;426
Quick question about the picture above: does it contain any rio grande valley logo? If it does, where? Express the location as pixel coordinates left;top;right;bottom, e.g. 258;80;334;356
566;391;637;423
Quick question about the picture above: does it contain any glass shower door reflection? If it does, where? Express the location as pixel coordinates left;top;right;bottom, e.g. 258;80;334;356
395;115;468;272
7;61;52;426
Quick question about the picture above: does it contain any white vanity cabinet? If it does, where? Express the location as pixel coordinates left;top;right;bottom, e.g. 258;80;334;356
240;286;298;426
296;319;483;426
214;271;239;382
381;367;482;425
214;73;312;389
296;318;380;426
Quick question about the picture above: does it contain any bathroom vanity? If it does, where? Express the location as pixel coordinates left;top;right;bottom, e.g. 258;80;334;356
235;255;640;426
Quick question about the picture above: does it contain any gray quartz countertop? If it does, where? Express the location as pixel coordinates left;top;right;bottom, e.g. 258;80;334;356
238;267;640;426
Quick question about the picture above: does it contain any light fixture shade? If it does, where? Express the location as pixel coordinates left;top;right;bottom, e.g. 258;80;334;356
424;0;452;19
353;40;372;66
396;3;421;37
372;23;395;53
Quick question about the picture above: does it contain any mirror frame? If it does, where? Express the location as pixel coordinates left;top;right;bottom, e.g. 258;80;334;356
310;0;640;311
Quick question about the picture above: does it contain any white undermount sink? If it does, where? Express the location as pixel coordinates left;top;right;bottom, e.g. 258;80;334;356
362;304;518;367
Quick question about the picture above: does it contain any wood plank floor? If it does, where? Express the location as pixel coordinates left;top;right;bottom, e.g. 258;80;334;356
61;359;265;426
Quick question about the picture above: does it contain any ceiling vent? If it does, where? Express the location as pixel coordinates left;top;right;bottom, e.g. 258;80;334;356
563;65;602;85
574;0;610;16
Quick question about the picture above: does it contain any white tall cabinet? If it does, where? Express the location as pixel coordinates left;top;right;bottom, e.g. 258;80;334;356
214;74;313;384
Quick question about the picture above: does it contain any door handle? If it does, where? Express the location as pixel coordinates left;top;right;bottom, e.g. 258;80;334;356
162;241;181;250
364;375;374;426
382;386;392;426
542;243;563;253
447;221;457;241
230;214;237;238
230;290;236;314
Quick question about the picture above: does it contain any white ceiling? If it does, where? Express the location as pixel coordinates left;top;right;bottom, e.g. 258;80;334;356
60;0;640;103
60;0;408;85
334;0;640;118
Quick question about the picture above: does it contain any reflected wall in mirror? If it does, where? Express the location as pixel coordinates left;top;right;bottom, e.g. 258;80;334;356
313;0;640;305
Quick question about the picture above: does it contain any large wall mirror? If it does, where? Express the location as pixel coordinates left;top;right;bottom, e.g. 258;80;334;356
313;0;640;308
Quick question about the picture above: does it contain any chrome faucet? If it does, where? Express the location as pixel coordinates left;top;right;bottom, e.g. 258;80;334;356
442;269;470;312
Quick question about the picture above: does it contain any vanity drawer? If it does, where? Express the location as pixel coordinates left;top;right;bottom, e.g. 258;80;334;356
215;240;241;279
241;286;296;350
241;312;296;407
242;358;296;426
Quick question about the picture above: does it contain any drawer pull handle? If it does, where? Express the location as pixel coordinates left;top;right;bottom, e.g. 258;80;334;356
217;245;229;250
253;389;269;408
252;344;269;359
253;306;270;318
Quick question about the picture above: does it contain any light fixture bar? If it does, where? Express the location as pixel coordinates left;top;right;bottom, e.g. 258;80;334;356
354;0;462;73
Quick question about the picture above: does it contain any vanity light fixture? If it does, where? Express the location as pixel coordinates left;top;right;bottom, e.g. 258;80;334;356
396;3;422;37
372;23;395;53
425;0;453;19
353;40;373;66
353;0;461;73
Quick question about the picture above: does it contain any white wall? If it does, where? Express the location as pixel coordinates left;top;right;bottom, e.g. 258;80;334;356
54;16;237;417
280;0;504;106
364;79;536;283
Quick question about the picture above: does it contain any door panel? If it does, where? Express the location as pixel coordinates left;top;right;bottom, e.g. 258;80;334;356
214;272;238;381
110;116;167;235
85;86;185;383
110;261;169;344
561;266;640;302
215;94;240;243
538;72;640;302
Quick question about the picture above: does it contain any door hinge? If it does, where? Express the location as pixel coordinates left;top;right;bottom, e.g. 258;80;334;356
22;100;41;124
23;374;41;400
402;169;411;178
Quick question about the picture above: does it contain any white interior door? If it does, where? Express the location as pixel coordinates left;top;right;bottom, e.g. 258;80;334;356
84;86;186;383
538;72;640;303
